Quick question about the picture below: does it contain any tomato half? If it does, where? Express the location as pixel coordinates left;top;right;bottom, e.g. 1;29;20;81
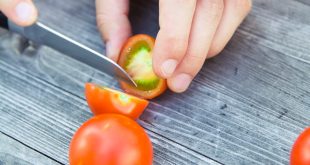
118;34;167;99
85;83;149;120
290;127;310;165
69;114;153;165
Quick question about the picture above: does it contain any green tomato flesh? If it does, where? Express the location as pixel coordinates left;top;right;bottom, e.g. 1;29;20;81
125;47;160;91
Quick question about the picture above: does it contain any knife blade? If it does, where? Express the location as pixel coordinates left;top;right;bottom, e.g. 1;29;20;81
7;20;137;87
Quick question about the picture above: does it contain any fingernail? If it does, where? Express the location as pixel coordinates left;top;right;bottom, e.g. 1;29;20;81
15;2;32;22
170;73;192;93
106;41;118;61
161;59;177;78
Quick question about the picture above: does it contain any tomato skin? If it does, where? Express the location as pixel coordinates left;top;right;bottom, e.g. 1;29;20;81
85;83;149;120
69;114;153;165
290;127;310;165
119;80;167;100
118;34;167;99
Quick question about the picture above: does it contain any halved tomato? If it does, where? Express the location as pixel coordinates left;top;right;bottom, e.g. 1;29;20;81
85;83;149;120
118;34;167;99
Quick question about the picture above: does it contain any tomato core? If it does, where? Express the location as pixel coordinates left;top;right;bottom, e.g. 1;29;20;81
124;46;160;91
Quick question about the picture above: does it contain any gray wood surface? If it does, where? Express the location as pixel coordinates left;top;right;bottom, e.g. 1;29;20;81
0;132;59;165
0;0;309;164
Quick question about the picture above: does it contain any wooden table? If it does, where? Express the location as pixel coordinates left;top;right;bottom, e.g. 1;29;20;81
0;0;309;164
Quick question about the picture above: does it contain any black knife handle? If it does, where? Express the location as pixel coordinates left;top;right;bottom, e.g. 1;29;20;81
0;12;8;29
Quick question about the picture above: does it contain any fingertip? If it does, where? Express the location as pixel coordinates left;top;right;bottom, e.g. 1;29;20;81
28;3;38;25
167;73;192;93
152;55;178;79
152;37;183;79
152;30;189;79
14;1;38;26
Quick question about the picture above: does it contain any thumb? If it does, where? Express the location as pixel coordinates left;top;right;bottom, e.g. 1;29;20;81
0;0;37;26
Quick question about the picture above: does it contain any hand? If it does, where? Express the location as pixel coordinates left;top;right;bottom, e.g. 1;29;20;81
0;0;37;26
96;0;252;93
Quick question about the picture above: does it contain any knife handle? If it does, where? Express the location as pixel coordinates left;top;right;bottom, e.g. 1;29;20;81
0;12;8;29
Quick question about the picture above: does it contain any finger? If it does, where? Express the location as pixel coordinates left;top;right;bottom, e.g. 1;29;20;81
152;0;196;78
0;0;37;26
207;0;252;57
168;0;224;93
96;0;131;61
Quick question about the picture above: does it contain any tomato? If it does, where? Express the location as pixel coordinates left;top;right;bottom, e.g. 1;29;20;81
118;34;167;99
69;114;153;165
85;83;149;119
290;127;310;165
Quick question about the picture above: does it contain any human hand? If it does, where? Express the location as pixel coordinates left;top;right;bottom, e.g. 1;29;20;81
0;0;37;26
96;0;252;93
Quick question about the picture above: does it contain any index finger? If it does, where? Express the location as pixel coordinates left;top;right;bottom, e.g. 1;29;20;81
0;0;37;26
152;0;196;78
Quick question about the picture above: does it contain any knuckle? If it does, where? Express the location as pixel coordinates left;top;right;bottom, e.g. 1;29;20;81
182;53;206;76
164;33;188;57
96;14;109;41
96;13;106;29
187;53;205;62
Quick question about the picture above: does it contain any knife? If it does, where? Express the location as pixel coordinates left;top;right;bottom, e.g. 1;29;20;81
0;13;137;87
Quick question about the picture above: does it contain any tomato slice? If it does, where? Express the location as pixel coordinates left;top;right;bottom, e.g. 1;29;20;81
85;83;149;120
69;114;153;165
118;34;167;99
290;127;310;165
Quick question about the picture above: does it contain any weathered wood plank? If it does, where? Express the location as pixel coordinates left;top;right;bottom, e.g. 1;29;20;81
0;31;218;164
0;132;59;165
0;0;310;164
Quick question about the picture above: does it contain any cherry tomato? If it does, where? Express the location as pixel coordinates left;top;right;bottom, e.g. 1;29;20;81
85;83;149;120
290;127;310;165
118;34;167;99
69;114;153;165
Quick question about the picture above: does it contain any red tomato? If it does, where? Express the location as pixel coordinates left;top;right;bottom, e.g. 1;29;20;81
118;34;167;99
69;114;153;165
85;83;149;119
290;127;310;165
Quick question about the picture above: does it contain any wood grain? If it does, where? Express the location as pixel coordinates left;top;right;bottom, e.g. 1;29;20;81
0;30;218;164
0;132;59;165
0;0;309;164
